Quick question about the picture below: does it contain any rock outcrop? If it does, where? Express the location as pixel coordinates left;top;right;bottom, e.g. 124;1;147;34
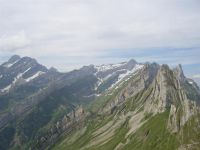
100;63;200;134
34;106;86;150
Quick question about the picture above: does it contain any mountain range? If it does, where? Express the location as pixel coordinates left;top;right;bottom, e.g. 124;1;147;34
0;55;200;150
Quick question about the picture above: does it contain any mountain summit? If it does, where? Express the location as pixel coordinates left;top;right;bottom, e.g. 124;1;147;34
0;55;48;93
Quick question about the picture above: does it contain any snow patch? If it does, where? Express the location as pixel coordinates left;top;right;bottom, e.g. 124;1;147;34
1;74;22;92
0;67;31;92
95;63;125;72
83;93;101;98
3;60;19;68
109;64;144;89
189;81;193;85
1;84;12;92
94;64;144;91
23;67;32;74
25;71;45;82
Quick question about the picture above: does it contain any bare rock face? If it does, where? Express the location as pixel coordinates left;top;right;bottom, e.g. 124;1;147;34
167;96;199;133
144;65;170;114
166;65;199;133
99;63;200;134
173;64;185;84
35;106;86;149
167;104;179;133
101;63;159;113
144;64;199;133
143;64;199;133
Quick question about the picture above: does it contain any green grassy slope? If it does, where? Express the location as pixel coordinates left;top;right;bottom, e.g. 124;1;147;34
52;109;200;150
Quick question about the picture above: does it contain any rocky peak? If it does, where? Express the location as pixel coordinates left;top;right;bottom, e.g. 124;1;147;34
143;64;172;114
49;67;58;72
123;59;137;70
16;56;48;72
173;64;185;84
7;55;21;63
127;59;137;65
19;57;39;67
145;62;160;77
0;55;49;93
80;65;96;74
2;55;21;68
143;64;199;133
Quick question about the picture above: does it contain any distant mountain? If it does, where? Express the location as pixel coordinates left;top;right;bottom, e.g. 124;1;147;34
0;55;48;93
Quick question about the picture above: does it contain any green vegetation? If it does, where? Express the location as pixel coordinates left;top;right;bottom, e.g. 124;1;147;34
53;110;193;150
123;111;179;150
86;119;129;150
52;113;116;150
180;113;200;149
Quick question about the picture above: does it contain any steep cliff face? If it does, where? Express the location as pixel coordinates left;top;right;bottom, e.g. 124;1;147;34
100;63;159;113
53;63;200;150
33;106;86;150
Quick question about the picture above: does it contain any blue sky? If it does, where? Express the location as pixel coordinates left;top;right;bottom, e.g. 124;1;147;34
0;0;200;80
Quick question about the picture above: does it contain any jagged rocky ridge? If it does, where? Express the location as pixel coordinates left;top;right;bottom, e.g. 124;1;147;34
53;63;200;150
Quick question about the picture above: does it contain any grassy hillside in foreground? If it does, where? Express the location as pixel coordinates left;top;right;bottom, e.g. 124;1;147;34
52;109;200;150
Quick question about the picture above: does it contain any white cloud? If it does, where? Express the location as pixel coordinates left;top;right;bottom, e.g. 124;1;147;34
0;32;31;52
1;0;200;53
